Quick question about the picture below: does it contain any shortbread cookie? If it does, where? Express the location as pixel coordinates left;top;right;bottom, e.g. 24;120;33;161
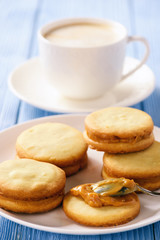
103;141;160;179
102;167;160;191
62;154;88;177
134;176;160;191
0;194;63;214
16;122;88;175
0;159;66;213
15;153;88;177
84;130;154;153
84;107;154;153
63;192;140;227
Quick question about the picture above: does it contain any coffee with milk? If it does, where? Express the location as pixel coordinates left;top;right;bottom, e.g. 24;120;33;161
44;22;122;47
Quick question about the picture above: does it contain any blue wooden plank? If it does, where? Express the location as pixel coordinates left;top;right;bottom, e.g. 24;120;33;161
142;89;160;127
131;226;154;240
128;2;160;83
154;222;160;240
129;0;160;124
0;0;39;130
17;103;47;123
0;218;102;240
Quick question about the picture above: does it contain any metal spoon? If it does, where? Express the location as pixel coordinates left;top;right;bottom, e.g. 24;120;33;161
136;185;160;196
91;179;160;197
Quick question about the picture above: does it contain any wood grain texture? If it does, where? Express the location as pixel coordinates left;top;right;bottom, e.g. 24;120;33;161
0;0;159;239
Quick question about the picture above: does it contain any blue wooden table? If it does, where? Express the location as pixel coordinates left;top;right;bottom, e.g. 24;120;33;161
0;0;160;239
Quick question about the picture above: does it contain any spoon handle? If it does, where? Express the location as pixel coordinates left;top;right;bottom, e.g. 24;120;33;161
137;185;160;196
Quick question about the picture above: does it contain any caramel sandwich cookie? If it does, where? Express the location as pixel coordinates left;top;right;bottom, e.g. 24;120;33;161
103;141;160;179
84;107;154;153
15;153;88;177
0;193;63;214
102;167;160;191
16;122;88;175
0;159;66;213
62;154;88;177
63;192;140;227
84;131;154;153
134;176;160;191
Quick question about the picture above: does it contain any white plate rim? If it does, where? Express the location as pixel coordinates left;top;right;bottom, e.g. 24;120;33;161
8;57;155;113
0;114;160;235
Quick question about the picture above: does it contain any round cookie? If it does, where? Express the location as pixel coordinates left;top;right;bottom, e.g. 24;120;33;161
16;122;88;174
103;141;160;179
15;153;88;177
135;177;160;191
62;154;88;177
102;167;160;191
84;130;154;153
0;158;65;200
85;107;153;139
63;192;140;227
0;194;63;214
0;159;66;213
84;107;154;153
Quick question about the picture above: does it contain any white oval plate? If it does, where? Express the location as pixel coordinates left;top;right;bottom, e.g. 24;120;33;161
0;114;160;235
8;57;155;113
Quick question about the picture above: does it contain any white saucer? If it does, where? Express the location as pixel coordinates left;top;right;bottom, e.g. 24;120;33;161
8;57;155;113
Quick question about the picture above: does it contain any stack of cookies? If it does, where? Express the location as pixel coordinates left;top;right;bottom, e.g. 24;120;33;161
84;107;160;191
0;158;66;213
16;122;88;176
0;122;88;214
102;141;160;190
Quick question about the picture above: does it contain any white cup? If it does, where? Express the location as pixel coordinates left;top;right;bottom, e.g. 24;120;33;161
38;18;149;100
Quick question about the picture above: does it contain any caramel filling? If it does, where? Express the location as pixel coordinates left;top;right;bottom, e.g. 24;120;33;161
86;130;152;144
70;178;137;208
0;189;64;201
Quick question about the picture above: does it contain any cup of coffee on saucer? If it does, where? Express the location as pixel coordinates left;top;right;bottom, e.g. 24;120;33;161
38;18;149;100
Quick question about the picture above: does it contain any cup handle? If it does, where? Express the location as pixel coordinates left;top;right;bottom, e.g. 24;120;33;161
122;36;150;80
